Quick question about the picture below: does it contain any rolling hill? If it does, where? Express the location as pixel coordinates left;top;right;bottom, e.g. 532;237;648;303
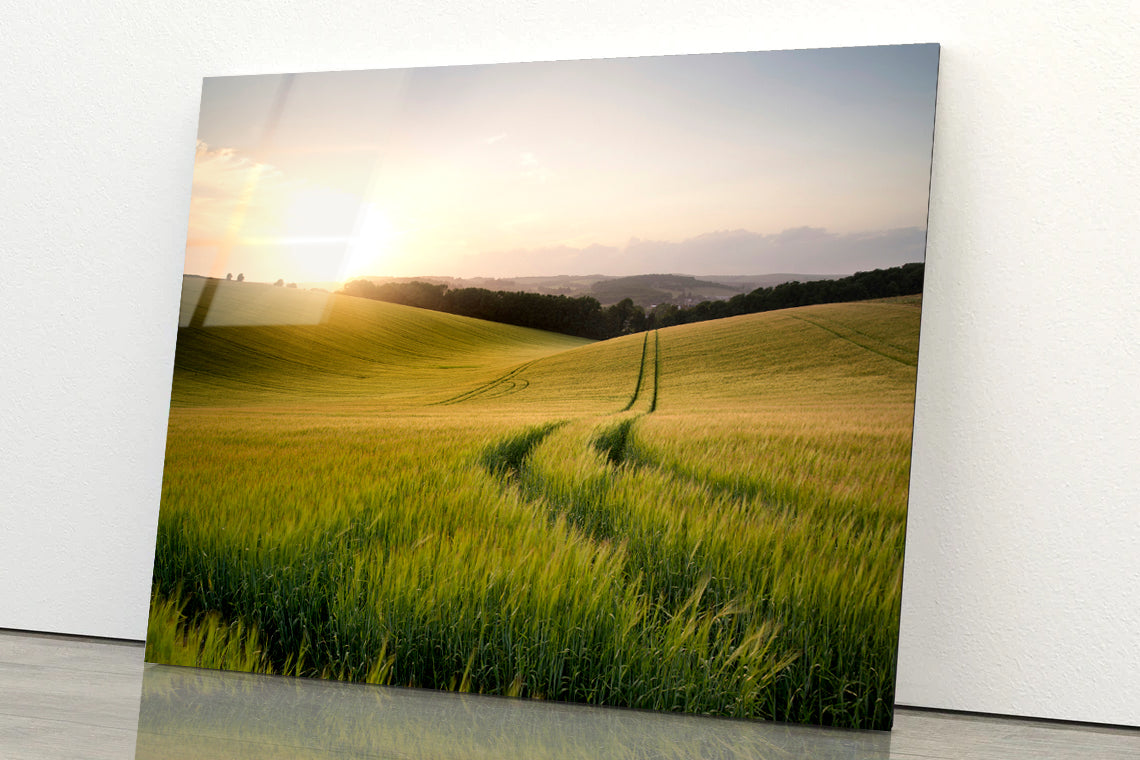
175;276;919;411
171;277;590;406
349;271;845;307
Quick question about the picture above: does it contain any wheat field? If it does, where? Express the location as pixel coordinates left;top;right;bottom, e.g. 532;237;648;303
148;280;921;729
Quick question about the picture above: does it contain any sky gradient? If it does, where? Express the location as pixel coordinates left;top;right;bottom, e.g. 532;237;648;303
184;45;939;284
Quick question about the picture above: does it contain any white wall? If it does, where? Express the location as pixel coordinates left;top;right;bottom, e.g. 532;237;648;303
2;0;1137;728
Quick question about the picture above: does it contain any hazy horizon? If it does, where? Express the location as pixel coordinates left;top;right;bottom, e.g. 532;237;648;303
184;46;938;285
189;259;923;289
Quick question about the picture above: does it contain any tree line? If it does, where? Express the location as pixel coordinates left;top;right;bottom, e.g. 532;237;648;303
339;280;618;338
338;262;924;341
657;262;924;327
221;273;298;288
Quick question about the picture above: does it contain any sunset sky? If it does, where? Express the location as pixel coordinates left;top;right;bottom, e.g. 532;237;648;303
183;45;939;284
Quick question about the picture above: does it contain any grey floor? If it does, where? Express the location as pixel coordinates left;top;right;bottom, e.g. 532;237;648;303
1;630;1136;759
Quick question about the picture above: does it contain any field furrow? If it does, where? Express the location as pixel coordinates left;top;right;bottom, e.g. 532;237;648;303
789;314;917;367
435;361;537;405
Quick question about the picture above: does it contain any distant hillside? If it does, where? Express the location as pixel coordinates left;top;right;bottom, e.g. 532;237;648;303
588;273;846;308
340;263;922;341
588;274;737;307
704;273;845;291
357;274;608;295
357;272;844;306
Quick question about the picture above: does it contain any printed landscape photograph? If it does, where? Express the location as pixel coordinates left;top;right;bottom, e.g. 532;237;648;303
149;44;940;731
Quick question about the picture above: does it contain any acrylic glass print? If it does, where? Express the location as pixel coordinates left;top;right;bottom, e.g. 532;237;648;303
149;44;939;731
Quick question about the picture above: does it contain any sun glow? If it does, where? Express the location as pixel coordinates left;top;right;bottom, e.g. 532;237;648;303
339;204;398;282
229;183;400;284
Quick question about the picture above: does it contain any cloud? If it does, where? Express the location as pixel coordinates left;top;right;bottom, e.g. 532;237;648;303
184;141;290;247
476;242;620;276
478;227;927;277
517;151;554;183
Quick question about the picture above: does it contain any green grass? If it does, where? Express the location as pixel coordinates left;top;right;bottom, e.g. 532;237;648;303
145;592;275;674
148;279;920;729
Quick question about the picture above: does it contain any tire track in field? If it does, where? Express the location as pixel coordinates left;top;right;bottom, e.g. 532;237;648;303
620;332;650;411
481;378;530;399
806;312;915;356
789;316;916;367
477;325;779;619
620;330;660;414
481;328;663;523
649;330;660;412
591;418;771;506
480;421;564;481
484;411;757;617
483;329;662;542
433;360;537;405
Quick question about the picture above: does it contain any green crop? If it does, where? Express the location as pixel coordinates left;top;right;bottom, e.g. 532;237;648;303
148;279;921;729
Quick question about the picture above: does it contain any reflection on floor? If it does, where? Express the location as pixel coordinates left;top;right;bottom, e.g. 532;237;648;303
0;630;1137;759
